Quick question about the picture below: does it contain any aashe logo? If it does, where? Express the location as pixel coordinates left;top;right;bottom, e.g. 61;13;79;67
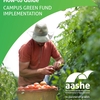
66;70;93;89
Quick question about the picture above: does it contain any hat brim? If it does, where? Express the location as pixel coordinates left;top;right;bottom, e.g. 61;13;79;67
32;34;52;43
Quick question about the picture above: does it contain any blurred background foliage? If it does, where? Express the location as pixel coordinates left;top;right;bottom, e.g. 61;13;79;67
50;2;100;100
0;64;18;100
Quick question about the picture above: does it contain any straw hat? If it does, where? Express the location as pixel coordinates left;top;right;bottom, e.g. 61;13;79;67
32;23;53;43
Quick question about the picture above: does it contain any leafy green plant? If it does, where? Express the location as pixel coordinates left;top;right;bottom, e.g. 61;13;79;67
0;65;18;100
50;4;100;100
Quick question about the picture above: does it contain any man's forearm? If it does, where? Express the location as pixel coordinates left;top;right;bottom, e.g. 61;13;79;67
19;68;43;78
56;57;64;64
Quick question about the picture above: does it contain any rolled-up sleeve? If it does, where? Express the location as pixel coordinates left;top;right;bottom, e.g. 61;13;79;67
19;42;32;62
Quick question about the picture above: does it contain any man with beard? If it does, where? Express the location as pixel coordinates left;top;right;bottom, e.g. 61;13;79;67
18;23;64;86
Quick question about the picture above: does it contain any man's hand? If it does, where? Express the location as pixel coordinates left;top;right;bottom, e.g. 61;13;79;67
38;65;55;75
53;61;63;70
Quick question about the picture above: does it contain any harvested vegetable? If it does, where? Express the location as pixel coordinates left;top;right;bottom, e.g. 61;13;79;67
18;81;58;91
